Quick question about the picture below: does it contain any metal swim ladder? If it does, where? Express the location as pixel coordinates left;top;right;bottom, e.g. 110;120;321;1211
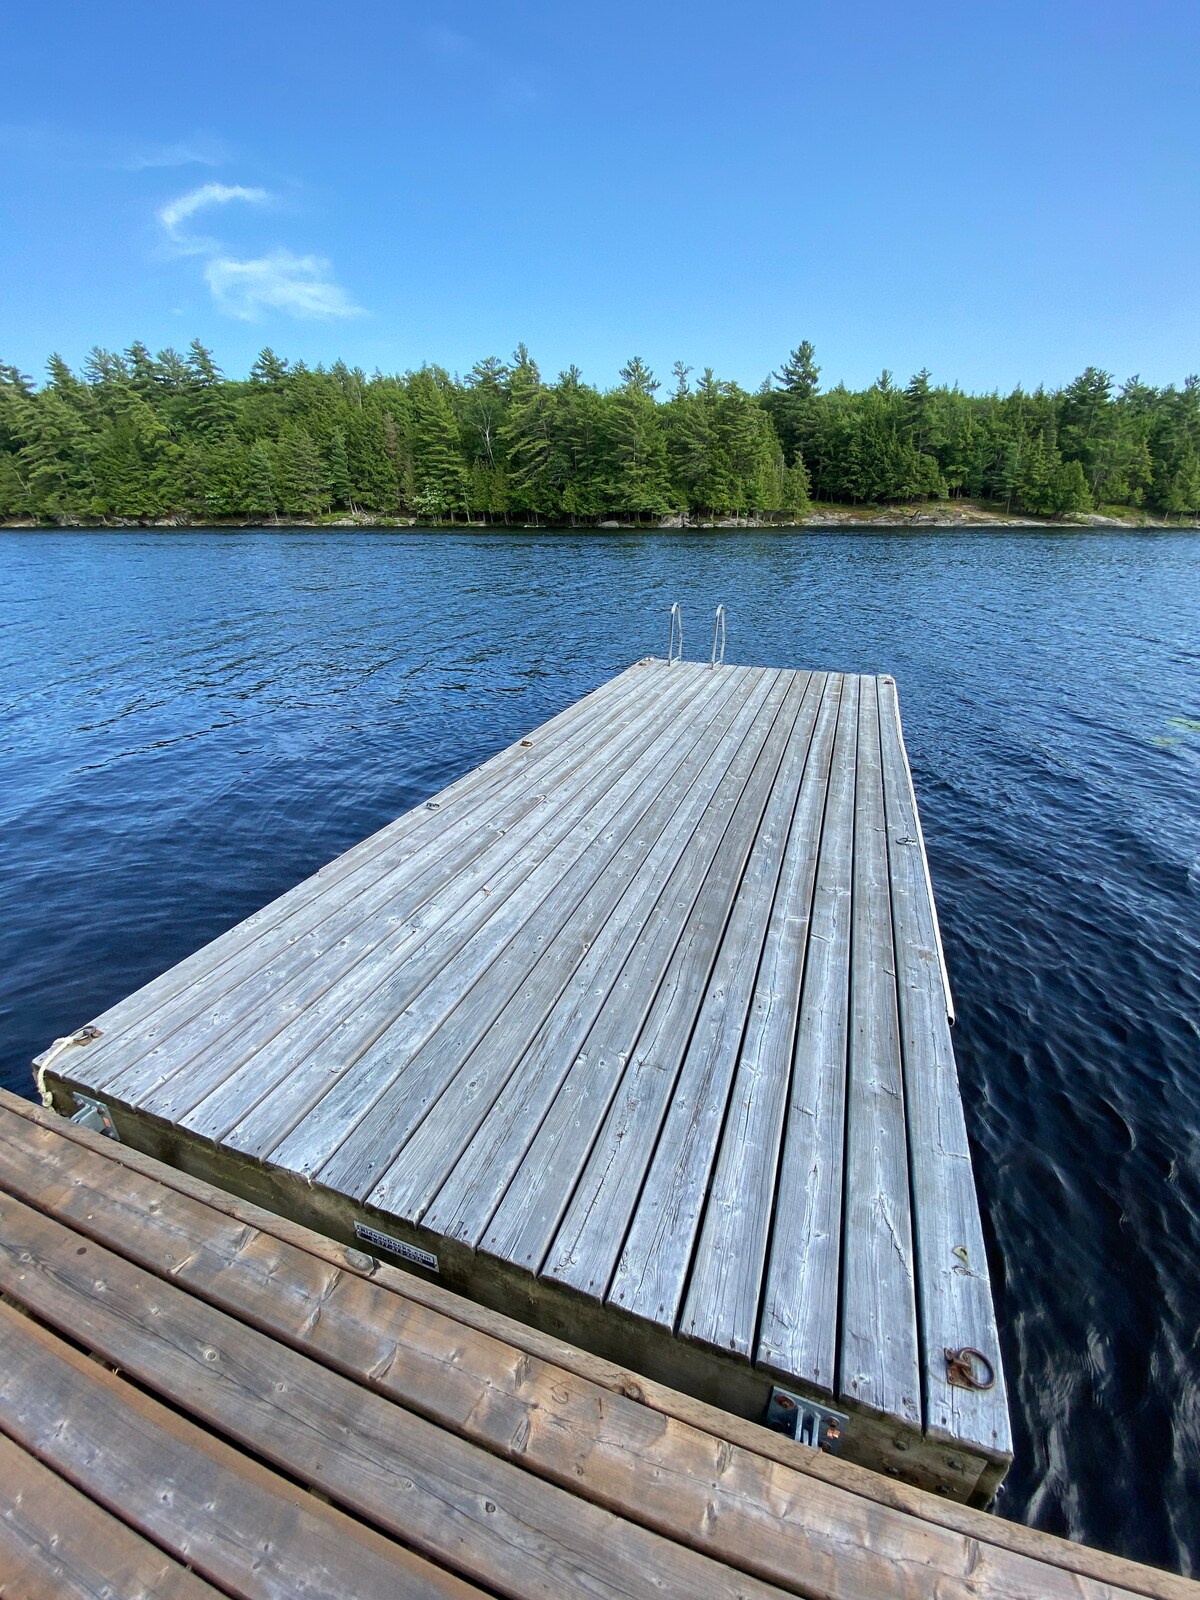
666;603;726;667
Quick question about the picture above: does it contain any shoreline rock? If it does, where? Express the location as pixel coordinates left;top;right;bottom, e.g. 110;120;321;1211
2;504;1195;534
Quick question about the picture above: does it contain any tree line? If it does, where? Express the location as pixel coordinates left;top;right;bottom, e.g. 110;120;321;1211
2;339;1198;525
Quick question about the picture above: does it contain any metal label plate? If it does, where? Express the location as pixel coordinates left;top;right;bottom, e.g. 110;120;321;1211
354;1221;439;1273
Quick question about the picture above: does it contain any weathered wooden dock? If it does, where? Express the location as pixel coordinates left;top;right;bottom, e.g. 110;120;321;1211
39;655;1009;1500
3;1090;1195;1600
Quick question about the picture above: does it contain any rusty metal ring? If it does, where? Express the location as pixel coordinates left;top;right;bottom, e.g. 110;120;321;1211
944;1346;996;1391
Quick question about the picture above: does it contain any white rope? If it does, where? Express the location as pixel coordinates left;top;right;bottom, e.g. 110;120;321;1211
34;1025;102;1106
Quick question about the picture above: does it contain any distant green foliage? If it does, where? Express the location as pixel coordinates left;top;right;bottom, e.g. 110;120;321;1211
2;342;1198;525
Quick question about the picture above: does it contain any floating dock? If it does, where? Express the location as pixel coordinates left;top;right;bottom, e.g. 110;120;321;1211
38;655;1010;1502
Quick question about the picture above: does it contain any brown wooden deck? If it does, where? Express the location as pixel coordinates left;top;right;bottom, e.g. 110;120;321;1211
1;1090;1194;1600
38;656;1004;1497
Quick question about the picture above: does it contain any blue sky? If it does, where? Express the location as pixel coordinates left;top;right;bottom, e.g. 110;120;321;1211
2;0;1197;394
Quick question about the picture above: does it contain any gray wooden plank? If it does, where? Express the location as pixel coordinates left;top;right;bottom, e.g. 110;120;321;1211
838;674;921;1429
210;665;722;1162
578;670;828;1322
141;664;704;1129
94;660;664;1108
679;672;843;1357
314;664;741;1199
368;667;767;1222
424;670;790;1249
265;664;732;1182
481;672;804;1278
877;676;1012;1458
756;673;859;1397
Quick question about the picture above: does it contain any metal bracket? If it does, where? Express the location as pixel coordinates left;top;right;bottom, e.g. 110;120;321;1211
765;1386;848;1453
667;602;684;664
69;1095;119;1140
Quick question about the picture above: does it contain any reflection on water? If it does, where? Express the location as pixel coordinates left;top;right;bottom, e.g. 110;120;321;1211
2;527;1198;1571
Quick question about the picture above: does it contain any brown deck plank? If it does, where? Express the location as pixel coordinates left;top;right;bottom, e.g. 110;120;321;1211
3;1098;1179;1600
0;1306;482;1600
0;1429;221;1600
0;1186;793;1600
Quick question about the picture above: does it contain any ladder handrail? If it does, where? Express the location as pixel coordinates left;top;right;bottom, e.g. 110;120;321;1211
667;602;684;664
711;605;726;668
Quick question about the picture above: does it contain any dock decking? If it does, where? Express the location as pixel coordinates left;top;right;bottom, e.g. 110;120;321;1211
3;1089;1194;1600
38;656;1009;1500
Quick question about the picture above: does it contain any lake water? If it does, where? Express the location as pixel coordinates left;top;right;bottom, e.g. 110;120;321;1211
2;526;1197;1571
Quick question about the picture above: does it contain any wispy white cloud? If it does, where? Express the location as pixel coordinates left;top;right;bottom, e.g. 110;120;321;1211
158;182;269;252
423;24;475;57
157;179;363;322
0;123;230;171
124;136;227;171
0;123;76;160
419;25;536;103
204;250;364;321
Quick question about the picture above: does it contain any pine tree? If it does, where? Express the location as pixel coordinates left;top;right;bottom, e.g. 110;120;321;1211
1162;449;1200;519
461;356;510;477
245;442;278;521
250;347;290;385
498;351;557;519
275;427;330;516
183;339;233;439
90;393;177;519
7;333;1200;526
618;356;659;397
19;366;95;522
408;368;466;519
404;366;464;515
553;371;605;521
772;341;820;398
1049;458;1091;517
904;369;933;455
124;341;161;395
782;452;812;519
327;428;354;510
604;387;671;519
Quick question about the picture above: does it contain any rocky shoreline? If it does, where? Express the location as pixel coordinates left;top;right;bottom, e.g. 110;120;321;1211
3;503;1195;533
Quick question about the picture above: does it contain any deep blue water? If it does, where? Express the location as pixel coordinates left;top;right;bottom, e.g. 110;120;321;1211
2;527;1198;1571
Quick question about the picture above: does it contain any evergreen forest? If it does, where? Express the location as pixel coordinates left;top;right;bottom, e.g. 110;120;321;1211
2;340;1199;526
